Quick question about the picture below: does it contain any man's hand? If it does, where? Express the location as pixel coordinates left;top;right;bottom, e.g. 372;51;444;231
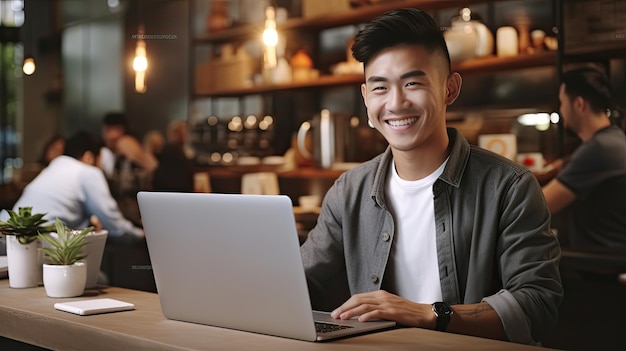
332;291;507;340
90;215;103;231
330;290;436;329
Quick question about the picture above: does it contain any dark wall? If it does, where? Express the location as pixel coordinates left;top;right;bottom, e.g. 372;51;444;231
60;0;189;140
21;0;63;164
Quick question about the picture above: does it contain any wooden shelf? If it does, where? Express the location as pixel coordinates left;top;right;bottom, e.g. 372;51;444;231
277;167;348;179
194;74;364;98
195;43;626;97
193;51;559;98
454;51;558;75
195;0;501;44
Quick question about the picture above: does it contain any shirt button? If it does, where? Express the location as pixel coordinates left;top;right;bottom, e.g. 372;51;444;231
371;275;379;284
381;232;390;242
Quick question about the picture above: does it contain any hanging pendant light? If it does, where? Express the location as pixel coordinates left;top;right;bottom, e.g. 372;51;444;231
133;25;148;93
20;0;35;75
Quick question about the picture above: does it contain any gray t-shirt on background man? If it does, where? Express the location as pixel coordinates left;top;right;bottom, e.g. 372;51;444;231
557;125;626;248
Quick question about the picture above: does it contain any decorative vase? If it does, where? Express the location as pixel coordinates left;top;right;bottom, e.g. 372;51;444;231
43;261;87;298
6;235;43;288
83;230;108;289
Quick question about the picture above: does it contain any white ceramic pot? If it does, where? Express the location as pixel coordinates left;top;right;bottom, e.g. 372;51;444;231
43;261;87;298
444;20;494;61
43;230;108;289
6;235;43;288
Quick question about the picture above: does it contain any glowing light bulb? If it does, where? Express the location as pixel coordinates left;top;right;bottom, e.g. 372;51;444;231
262;6;278;70
133;28;148;93
133;41;148;72
22;57;35;75
262;6;277;46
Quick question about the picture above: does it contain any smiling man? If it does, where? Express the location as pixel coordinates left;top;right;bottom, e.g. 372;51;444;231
300;8;562;345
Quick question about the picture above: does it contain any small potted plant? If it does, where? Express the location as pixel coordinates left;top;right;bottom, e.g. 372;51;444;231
0;207;54;288
39;219;93;298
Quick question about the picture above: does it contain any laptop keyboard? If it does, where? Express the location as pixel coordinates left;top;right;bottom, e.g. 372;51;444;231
315;321;354;333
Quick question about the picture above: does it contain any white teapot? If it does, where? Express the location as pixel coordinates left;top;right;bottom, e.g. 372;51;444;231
444;8;494;61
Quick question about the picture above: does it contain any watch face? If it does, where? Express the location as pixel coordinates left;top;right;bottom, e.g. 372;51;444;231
434;302;453;316
433;302;453;332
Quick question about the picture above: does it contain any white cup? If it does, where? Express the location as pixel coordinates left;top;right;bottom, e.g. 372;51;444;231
531;30;546;50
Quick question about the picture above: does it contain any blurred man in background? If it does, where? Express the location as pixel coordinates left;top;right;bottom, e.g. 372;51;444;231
0;131;144;240
542;66;626;249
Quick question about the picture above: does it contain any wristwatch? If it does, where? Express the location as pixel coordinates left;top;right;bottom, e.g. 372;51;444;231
432;302;453;332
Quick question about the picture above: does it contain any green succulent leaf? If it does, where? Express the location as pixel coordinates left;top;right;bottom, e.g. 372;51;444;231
0;207;54;244
38;218;93;265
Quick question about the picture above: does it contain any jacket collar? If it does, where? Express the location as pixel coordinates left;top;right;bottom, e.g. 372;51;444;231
370;128;470;207
439;128;470;188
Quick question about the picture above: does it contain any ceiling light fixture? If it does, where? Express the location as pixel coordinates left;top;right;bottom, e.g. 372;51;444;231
20;0;34;75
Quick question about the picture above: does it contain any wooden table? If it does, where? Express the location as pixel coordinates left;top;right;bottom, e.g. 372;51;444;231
0;280;559;351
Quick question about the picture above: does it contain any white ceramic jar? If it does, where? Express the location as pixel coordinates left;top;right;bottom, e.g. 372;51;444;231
444;8;494;61
43;261;87;298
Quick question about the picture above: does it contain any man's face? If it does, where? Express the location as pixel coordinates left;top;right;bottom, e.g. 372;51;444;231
361;44;454;153
558;83;580;133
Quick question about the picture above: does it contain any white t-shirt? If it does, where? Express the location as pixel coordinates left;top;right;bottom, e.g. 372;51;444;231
383;158;448;304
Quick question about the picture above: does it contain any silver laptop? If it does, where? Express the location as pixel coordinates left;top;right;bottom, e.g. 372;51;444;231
137;191;395;342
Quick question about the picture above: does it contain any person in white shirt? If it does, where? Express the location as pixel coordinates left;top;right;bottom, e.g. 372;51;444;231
0;131;144;239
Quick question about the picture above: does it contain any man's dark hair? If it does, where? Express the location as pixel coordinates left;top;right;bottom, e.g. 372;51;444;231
562;66;612;114
102;112;128;129
63;131;102;160
351;8;451;73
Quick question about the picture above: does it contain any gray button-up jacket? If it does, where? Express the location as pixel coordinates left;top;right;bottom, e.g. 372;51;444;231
301;128;562;344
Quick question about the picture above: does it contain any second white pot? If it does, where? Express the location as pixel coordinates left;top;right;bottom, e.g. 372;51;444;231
6;236;43;288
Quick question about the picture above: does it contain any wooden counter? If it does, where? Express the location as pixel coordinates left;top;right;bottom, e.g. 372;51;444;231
0;280;559;351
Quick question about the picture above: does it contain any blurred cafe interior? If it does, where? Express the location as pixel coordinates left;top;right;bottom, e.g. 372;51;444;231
0;0;625;350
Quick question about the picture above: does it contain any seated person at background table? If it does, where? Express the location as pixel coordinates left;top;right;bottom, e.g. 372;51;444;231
300;8;562;345
151;120;194;192
101;112;158;225
101;112;158;196
166;120;195;159
143;129;165;158
0;131;144;240
542;66;626;249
